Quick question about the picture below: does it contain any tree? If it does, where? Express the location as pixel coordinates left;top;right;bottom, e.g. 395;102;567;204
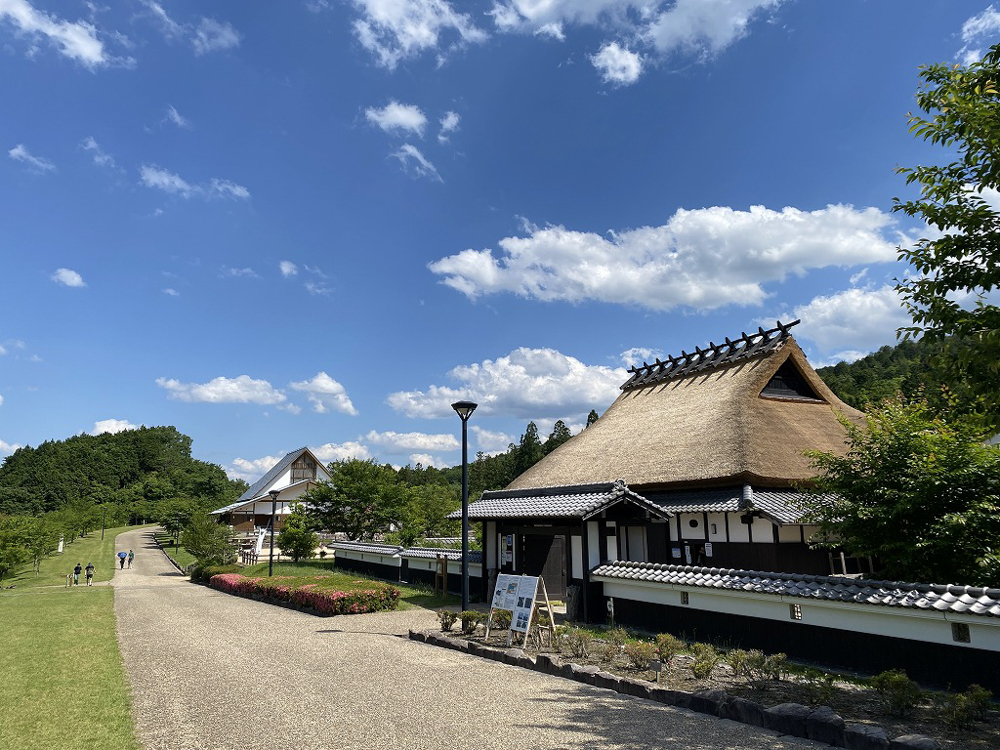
22;517;58;575
544;420;573;455
0;517;29;585
180;512;236;567
390;485;460;547
803;399;1000;587
894;44;1000;425
514;422;544;476
303;459;405;541
159;499;196;552
586;409;600;427
276;504;318;562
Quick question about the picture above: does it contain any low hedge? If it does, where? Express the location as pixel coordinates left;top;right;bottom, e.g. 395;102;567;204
190;563;242;582
208;573;401;616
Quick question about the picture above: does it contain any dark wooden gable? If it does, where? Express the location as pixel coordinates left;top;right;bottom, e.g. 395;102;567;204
760;360;823;402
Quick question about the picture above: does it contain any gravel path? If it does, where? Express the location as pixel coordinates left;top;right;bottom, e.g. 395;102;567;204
113;527;823;750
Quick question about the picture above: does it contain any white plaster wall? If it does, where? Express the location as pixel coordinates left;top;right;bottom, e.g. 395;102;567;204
571;535;583;579
680;514;705;540
727;514;750;542
707;513;727;542
587;522;600;568
594;577;1000;651
486;522;497;567
778;525;801;543
751;516;774;543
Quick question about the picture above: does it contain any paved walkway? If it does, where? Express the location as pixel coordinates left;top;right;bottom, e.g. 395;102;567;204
112;528;823;750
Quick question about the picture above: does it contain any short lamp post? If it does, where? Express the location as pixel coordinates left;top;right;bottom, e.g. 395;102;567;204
451;400;478;612
268;489;280;577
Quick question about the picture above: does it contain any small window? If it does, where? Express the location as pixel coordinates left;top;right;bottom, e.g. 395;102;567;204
952;623;971;643
681;591;690;605
789;603;802;620
688;519;699;528
761;361;823;401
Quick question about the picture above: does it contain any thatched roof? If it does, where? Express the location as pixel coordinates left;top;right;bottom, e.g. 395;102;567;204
508;324;862;493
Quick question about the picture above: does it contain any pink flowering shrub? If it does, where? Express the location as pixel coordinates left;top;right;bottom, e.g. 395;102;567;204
209;573;401;616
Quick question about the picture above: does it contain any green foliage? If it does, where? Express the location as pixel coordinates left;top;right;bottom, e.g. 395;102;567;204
514;422;544;477
655;633;684;664
893;44;1000;427
689;642;721;679
561;626;594;658
801;668;837;705
940;684;993;725
179;512;236;567
276;504;319;563
805;398;1000;586
303;459;406;541
870;669;924;717
586;409;600;427
437;609;458;631
389;484;460;547
738;650;788;684
459;610;485;635
189;562;241;583
0;516;30;585
623;640;657;670
544;420;573;455
490;609;512;630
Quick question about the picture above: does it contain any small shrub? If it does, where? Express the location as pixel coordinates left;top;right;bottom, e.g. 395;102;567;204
741;649;787;686
690;642;721;679
460;610;484;635
490;610;512;630
941;684;993;725
655;633;684;665
802;668;837;705
562;626;594;659
190;562;241;582
318;549;327;558
623;641;657;671
725;648;751;679
870;669;924;717
437;609;458;631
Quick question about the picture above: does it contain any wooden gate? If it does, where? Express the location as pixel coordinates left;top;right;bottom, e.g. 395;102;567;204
521;533;567;600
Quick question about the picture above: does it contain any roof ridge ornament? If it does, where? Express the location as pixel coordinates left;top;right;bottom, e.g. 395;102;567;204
622;319;800;390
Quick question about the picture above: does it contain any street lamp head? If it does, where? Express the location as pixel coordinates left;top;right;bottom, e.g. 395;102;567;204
451;400;478;422
268;489;280;500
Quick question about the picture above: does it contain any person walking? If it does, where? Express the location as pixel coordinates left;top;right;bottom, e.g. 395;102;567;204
127;549;134;568
73;563;82;586
85;562;95;586
117;551;128;569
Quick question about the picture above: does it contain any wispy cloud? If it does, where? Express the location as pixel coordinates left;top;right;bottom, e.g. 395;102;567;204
0;0;109;68
165;104;191;129
80;136;119;170
438;111;460;143
51;268;86;287
957;5;1000;65
193;18;241;55
9;143;55;172
221;267;258;279
392;144;442;182
280;260;298;278
139;165;251;200
365;430;459;452
163;287;179;296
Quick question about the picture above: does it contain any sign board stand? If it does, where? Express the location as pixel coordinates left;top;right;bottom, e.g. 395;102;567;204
485;574;554;649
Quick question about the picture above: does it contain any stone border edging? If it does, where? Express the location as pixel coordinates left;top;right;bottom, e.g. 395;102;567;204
150;534;186;574
408;630;941;750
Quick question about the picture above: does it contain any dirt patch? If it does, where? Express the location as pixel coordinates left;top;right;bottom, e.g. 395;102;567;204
446;628;999;749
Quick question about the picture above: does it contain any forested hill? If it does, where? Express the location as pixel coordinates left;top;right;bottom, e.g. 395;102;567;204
816;337;971;411
0;426;247;518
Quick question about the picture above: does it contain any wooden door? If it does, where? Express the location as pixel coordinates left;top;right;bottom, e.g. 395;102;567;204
521;534;567;600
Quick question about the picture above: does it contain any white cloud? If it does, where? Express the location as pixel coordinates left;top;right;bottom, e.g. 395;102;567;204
408;452;449;468
163;287;179;296
8;143;55;172
351;0;487;69
142;1;184;39
643;0;783;59
304;281;332;296
471;425;514;454
289;372;358;415
619;346;663;367
591;41;643;85
790;285;910;360
438;110;460;142
280;260;298;278
365;100;427;136
156;375;288;405
0;438;21;456
91;418;139;435
226;454;283;482
51;268;85;287
140;165;250;200
166;105;191;129
957;5;1000;65
0;0;108;68
80;136;119;170
365;430;459;452
192;17;240;55
392;144;442;182
0;393;4;407
387;347;626;420
222;267;258;278
429;204;898;311
311;440;371;463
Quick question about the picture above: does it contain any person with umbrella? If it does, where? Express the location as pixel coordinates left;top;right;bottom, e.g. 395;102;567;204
117;550;128;569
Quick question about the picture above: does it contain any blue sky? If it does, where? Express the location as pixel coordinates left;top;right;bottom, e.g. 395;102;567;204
2;0;998;482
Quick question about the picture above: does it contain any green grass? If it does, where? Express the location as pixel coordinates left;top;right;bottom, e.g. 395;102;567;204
238;561;459;610
0;553;140;749
152;531;197;570
7;525;147;589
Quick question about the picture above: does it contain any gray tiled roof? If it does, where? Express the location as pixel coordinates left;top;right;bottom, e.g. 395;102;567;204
643;486;833;525
329;542;402;556
401;547;483;564
591;560;1000;618
450;481;672;520
621;320;799;391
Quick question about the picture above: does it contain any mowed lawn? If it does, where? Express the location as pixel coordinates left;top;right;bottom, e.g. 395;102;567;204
0;527;141;750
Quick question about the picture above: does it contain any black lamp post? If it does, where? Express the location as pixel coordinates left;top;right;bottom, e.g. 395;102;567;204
451;400;477;611
101;505;107;540
268;489;280;577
